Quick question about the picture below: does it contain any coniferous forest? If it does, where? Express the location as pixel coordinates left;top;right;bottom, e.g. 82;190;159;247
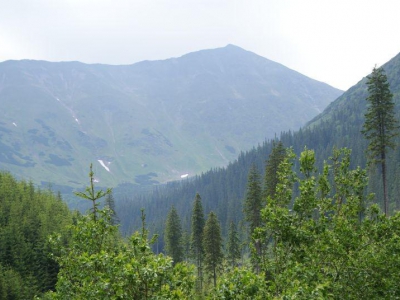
2;53;400;298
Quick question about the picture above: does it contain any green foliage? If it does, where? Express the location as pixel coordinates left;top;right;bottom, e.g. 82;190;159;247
43;208;195;299
257;147;400;298
203;211;223;287
209;147;400;298
0;171;72;298
0;264;35;299
165;206;184;265
211;267;267;299
38;169;195;299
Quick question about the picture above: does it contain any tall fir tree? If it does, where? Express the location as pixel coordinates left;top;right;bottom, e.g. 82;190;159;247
243;164;263;272
226;221;241;269
190;193;205;291
264;141;286;199
243;164;263;232
203;211;223;288
164;206;184;266
361;66;399;215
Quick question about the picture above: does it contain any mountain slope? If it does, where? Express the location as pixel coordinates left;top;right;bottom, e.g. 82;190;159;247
115;51;400;240
0;45;342;188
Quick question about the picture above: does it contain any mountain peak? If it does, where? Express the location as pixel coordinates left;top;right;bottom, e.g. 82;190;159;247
0;46;342;188
223;44;244;50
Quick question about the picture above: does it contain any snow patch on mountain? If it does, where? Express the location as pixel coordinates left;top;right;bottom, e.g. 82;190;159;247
98;160;110;172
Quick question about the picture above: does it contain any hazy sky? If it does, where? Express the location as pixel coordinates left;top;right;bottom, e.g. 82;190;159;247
1;0;400;90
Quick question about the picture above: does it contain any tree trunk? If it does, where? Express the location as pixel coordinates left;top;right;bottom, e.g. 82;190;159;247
381;152;388;216
255;239;261;274
213;267;216;287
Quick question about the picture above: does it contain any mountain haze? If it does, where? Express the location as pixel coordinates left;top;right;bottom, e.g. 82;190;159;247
0;45;342;188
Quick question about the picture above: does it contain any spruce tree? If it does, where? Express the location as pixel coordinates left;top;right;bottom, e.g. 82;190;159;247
226;221;241;268
203;211;223;287
361;66;398;215
164;206;184;266
264;141;286;199
243;164;263;232
190;193;205;290
243;164;263;272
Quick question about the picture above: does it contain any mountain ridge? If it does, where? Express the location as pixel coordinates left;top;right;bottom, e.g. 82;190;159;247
0;45;342;188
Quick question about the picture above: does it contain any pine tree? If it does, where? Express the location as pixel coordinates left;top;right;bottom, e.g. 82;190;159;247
182;230;191;262
164;206;184;266
361;66;399;215
203;211;223;287
226;221;241;268
243;164;263;272
243;164;263;232
264;141;286;199
190;193;205;291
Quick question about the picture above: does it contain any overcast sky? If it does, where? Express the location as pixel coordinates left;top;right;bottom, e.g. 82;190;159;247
1;0;400;90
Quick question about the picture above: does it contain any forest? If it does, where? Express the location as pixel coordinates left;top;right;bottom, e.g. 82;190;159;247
1;62;400;298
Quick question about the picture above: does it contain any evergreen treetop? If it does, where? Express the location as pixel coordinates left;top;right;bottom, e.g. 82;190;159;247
165;205;184;266
362;66;398;163
264;141;287;199
243;164;263;233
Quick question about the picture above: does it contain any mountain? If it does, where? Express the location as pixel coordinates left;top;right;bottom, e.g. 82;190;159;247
115;51;400;241
0;45;342;189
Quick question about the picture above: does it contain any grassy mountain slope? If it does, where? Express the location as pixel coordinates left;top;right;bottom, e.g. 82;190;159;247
0;45;342;189
115;51;400;242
